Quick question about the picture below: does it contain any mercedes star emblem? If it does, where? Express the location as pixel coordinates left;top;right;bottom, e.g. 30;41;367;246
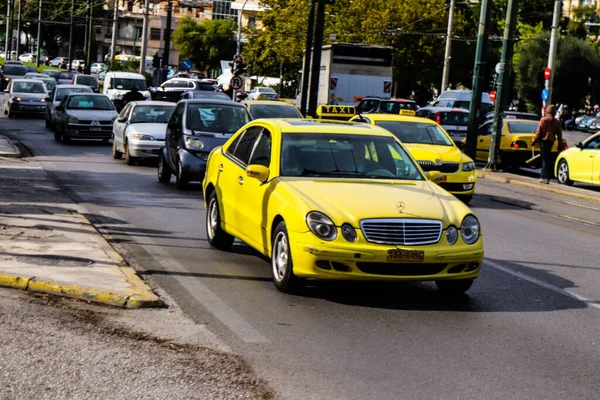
396;201;405;213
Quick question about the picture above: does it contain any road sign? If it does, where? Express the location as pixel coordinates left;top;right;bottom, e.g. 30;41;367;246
489;90;496;102
330;78;337;90
230;75;243;91
383;81;392;94
495;63;501;75
542;88;549;101
182;59;193;71
544;67;551;80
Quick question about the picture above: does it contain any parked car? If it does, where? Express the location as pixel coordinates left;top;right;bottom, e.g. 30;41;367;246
432;90;493;117
0;50;17;59
42;55;53;66
112;101;176;165
90;63;106;74
246;87;280;100
3;79;48;118
41;69;60;80
18;53;36;63
53;93;117;143
0;64;28;90
157;99;251;188
356;97;418;115
45;84;93;129
555;132;600;186
416;106;470;140
72;74;99;92
24;72;48;80
180;90;231;101
103;71;150;111
71;59;86;70
202;119;483;294
49;57;69;68
150;78;217;102
242;100;303;119
56;71;78;85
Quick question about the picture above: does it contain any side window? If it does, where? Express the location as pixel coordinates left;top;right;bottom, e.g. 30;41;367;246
226;133;243;157
248;129;272;167
187;81;195;88
170;103;184;127
249;88;256;93
162;81;176;88
477;123;492;136
231;127;262;165
585;137;600;149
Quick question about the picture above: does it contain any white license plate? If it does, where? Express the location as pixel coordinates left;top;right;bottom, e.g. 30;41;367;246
89;127;102;132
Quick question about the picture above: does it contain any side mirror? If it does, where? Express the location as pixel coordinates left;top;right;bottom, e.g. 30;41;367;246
246;164;270;181
117;117;128;123
453;140;464;150
575;142;583;149
425;170;446;184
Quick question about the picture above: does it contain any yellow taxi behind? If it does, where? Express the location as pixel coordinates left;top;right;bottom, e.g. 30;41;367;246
202;119;484;294
555;132;600;186
351;114;476;203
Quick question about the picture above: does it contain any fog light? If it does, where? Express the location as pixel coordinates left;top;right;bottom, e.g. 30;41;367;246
464;263;479;272
341;223;357;243
315;260;331;270
463;183;474;190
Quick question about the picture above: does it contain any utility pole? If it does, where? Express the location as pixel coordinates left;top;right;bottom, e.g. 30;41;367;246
236;0;249;56
465;0;492;160
85;0;93;74
489;0;519;170
162;0;173;82
110;0;119;62
35;0;42;67
299;0;316;116
545;0;561;109
139;0;150;74
83;0;90;67
5;0;12;60
68;0;75;71
16;0;22;57
440;0;456;93
307;0;325;118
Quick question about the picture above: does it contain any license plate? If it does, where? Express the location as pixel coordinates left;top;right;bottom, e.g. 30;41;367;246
89;127;102;131
387;249;424;262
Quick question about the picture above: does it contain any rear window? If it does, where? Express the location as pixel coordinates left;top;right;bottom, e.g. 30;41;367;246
3;65;27;75
58;72;77;80
439;111;469;126
375;121;453;146
55;87;93;101
196;83;217;91
380;101;418;113
76;76;98;85
249;105;302;119
507;122;539;134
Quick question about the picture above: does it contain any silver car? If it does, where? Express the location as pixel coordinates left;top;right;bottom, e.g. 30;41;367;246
112;101;175;165
45;84;93;129
53;93;117;143
3;79;48;118
416;106;470;140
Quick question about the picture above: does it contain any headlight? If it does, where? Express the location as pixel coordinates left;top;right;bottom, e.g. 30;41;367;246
462;161;475;172
41;98;46;103
185;136;204;150
341;223;357;243
306;211;337;241
460;215;480;245
446;226;458;244
11;96;21;102
132;134;155;141
67;115;79;123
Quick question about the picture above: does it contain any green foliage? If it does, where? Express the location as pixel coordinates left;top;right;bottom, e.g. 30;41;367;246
566;6;600;38
172;17;236;71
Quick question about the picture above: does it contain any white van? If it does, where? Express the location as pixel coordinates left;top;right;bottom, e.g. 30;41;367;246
103;71;150;110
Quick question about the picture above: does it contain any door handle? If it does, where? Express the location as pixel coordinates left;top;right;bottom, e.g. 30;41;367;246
238;176;244;184
218;164;223;171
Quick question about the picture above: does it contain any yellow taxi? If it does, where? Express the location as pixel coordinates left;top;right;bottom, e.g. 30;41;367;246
242;100;303;119
555;132;600;186
350;114;476;203
202;119;484;294
315;105;356;121
474;118;567;169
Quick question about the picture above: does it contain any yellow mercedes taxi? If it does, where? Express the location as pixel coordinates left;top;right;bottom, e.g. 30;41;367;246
202;119;484;294
350;114;476;203
555;132;600;186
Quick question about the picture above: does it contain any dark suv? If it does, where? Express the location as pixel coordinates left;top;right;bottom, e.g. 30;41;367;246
356;97;418;115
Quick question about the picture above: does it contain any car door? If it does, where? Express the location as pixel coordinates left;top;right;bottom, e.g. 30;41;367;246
234;127;273;252
476;122;493;162
166;103;184;165
114;104;132;150
571;135;600;183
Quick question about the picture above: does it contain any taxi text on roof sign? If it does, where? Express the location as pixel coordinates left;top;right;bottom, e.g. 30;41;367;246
316;105;356;118
399;109;416;116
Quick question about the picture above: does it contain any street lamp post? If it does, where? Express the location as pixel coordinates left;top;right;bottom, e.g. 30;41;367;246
236;0;249;56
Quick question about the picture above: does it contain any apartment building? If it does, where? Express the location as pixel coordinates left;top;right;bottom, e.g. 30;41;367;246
564;0;600;18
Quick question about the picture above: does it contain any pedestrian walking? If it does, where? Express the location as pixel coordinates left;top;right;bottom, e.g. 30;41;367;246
532;104;563;184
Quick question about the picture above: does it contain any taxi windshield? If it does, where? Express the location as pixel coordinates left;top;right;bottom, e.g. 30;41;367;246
375;121;453;146
280;133;423;180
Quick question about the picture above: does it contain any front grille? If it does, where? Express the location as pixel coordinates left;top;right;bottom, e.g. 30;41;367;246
356;262;447;276
75;120;112;126
418;161;460;173
360;219;442;246
440;183;472;192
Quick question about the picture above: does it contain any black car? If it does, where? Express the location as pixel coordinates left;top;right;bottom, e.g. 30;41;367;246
356;97;418;115
0;64;27;90
151;78;218;102
158;99;251;189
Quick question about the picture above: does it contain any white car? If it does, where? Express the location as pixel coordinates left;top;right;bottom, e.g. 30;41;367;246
112;101;175;165
45;84;93;129
18;53;36;63
90;63;106;74
246;86;280;100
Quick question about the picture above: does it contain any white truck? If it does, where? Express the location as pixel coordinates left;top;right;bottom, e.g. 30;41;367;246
299;43;394;107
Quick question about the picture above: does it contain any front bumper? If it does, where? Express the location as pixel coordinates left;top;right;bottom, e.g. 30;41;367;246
179;149;209;181
128;140;164;158
287;231;484;281
438;169;476;195
65;123;112;139
9;103;46;114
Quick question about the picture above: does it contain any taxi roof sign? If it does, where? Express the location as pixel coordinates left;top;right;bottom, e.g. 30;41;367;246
399;109;416;116
316;105;356;120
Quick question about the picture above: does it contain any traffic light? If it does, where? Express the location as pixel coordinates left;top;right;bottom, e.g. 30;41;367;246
233;56;247;76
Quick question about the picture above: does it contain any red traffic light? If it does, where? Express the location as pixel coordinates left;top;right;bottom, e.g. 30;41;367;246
544;67;551;80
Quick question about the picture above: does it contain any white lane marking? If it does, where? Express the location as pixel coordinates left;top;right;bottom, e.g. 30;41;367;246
0;165;43;170
562;201;600;212
98;210;270;344
486;259;600;310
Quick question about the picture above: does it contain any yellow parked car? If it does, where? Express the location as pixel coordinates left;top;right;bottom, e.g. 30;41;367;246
242;100;303;119
555;132;600;186
202;119;484;294
351;114;476;203
474;119;567;169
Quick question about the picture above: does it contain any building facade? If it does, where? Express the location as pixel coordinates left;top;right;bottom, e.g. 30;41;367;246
564;0;600;18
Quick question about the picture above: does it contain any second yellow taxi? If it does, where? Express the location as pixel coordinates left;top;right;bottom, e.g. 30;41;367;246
202;119;484;294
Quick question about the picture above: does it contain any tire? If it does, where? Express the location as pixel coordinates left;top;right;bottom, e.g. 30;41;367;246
124;141;136;165
54;131;61;141
435;279;474;294
157;152;172;183
205;191;235;250
556;159;573;186
271;221;300;293
112;139;123;159
175;158;188;190
45;117;51;129
457;194;473;204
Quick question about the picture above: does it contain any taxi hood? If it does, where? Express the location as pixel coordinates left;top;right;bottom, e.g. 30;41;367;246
280;178;470;228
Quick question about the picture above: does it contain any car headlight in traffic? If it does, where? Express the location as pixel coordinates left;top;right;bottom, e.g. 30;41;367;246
11;96;21;102
67;115;79;123
306;211;337;241
460;215;480;245
185;137;204;150
462;161;475;172
341;223;357;243
446;226;458;245
132;134;155;141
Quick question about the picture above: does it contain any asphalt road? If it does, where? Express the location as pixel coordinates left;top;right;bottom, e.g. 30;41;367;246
2;110;600;400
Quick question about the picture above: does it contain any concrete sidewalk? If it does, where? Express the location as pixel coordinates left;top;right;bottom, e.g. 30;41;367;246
0;148;161;308
0;134;21;157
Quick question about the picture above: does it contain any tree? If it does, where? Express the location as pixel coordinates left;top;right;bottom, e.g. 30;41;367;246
172;17;236;71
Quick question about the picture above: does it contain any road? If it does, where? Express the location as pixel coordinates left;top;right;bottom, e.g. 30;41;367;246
2;111;600;400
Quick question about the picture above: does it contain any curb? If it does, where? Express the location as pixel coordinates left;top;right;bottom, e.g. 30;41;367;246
477;170;600;204
0;135;23;158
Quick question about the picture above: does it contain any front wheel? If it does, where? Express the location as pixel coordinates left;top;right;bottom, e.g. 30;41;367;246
124;142;136;165
175;158;188;190
157;152;172;183
435;279;473;294
206;191;234;250
556;159;573;186
271;221;300;293
112;139;122;159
